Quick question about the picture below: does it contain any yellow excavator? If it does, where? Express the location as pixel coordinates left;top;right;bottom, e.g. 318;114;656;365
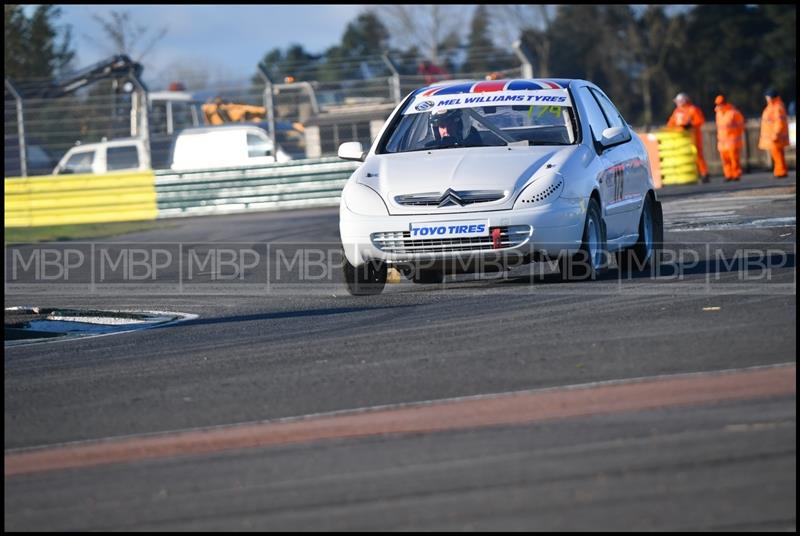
200;96;306;159
202;97;269;125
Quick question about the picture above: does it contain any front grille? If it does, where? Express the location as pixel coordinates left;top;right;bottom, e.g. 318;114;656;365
372;225;531;254
394;190;506;207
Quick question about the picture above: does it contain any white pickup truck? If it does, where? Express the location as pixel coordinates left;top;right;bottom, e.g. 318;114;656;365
53;125;295;175
53;138;150;175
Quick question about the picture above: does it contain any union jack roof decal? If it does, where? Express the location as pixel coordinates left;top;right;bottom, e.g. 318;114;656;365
417;79;568;97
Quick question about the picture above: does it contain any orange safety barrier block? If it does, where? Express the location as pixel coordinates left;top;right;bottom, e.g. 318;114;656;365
636;132;662;189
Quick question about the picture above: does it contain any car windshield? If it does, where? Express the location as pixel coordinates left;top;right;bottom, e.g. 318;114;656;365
381;86;578;154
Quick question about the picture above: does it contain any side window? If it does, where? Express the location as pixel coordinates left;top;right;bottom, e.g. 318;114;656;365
591;89;627;129
578;87;609;144
172;102;194;132
150;102;168;135
106;146;140;171
247;132;272;157
62;151;95;174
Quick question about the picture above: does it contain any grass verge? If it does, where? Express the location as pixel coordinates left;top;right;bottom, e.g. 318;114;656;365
5;220;168;244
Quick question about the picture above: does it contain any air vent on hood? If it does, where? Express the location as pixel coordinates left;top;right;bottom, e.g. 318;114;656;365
519;178;563;205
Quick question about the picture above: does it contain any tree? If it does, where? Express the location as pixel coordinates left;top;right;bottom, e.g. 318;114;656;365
255;44;320;83
676;5;775;119
463;5;494;75
341;12;390;58
624;6;685;126
254;12;390;85
5;5;79;166
317;12;390;82
492;5;557;77
4;4;75;80
757;5;795;108
376;5;464;65
84;10;167;62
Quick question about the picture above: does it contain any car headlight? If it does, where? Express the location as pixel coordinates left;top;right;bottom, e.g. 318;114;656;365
343;181;389;216
514;171;564;208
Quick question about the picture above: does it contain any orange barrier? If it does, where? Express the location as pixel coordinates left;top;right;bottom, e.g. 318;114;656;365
637;132;662;189
636;129;701;187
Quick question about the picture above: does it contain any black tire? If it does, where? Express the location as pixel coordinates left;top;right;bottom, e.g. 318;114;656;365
559;197;607;281
616;194;663;273
343;258;387;295
411;268;444;284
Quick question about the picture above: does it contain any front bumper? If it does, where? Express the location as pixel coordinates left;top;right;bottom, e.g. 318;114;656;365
340;197;587;267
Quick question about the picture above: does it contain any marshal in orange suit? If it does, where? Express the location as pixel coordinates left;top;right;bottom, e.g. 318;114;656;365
668;92;709;182
758;88;790;178
714;95;745;182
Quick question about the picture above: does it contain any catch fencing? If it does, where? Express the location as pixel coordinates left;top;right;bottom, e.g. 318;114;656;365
154;158;358;218
4;159;357;228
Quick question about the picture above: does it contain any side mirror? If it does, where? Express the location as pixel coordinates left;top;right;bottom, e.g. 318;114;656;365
600;126;630;148
338;141;365;162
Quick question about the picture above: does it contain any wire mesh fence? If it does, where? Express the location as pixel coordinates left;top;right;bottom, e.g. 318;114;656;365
4;48;533;175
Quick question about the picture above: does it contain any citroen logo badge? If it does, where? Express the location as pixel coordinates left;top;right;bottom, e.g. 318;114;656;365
438;189;463;207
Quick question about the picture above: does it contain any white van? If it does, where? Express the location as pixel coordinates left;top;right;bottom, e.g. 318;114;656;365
53;138;150;175
170;125;292;171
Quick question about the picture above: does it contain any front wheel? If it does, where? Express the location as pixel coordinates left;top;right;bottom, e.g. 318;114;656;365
343;258;387;296
559;197;607;281
616;194;663;273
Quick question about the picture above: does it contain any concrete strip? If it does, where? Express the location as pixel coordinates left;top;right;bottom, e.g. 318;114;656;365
5;364;795;477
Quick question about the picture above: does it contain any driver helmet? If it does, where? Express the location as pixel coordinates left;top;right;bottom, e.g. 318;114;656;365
429;108;463;141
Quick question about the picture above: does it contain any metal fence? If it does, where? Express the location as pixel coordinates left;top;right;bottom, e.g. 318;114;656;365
5;45;793;180
4;88;140;177
5;158;359;227
154;158;358;218
5;44;535;177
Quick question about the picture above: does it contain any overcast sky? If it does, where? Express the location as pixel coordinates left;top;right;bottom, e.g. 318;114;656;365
53;5;373;86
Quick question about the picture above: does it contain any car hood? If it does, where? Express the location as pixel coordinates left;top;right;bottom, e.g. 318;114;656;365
358;146;576;215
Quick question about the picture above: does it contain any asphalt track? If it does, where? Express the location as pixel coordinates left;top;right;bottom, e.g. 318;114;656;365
4;171;796;530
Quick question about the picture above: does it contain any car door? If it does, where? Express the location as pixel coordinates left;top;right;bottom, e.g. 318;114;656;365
56;149;96;175
577;87;629;241
590;88;644;240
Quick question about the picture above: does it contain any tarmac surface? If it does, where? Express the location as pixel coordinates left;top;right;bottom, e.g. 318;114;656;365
4;171;796;530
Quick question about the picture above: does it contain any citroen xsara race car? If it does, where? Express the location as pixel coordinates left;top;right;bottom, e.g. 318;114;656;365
338;78;663;295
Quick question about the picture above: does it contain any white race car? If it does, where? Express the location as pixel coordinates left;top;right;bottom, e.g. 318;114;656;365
338;78;663;295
